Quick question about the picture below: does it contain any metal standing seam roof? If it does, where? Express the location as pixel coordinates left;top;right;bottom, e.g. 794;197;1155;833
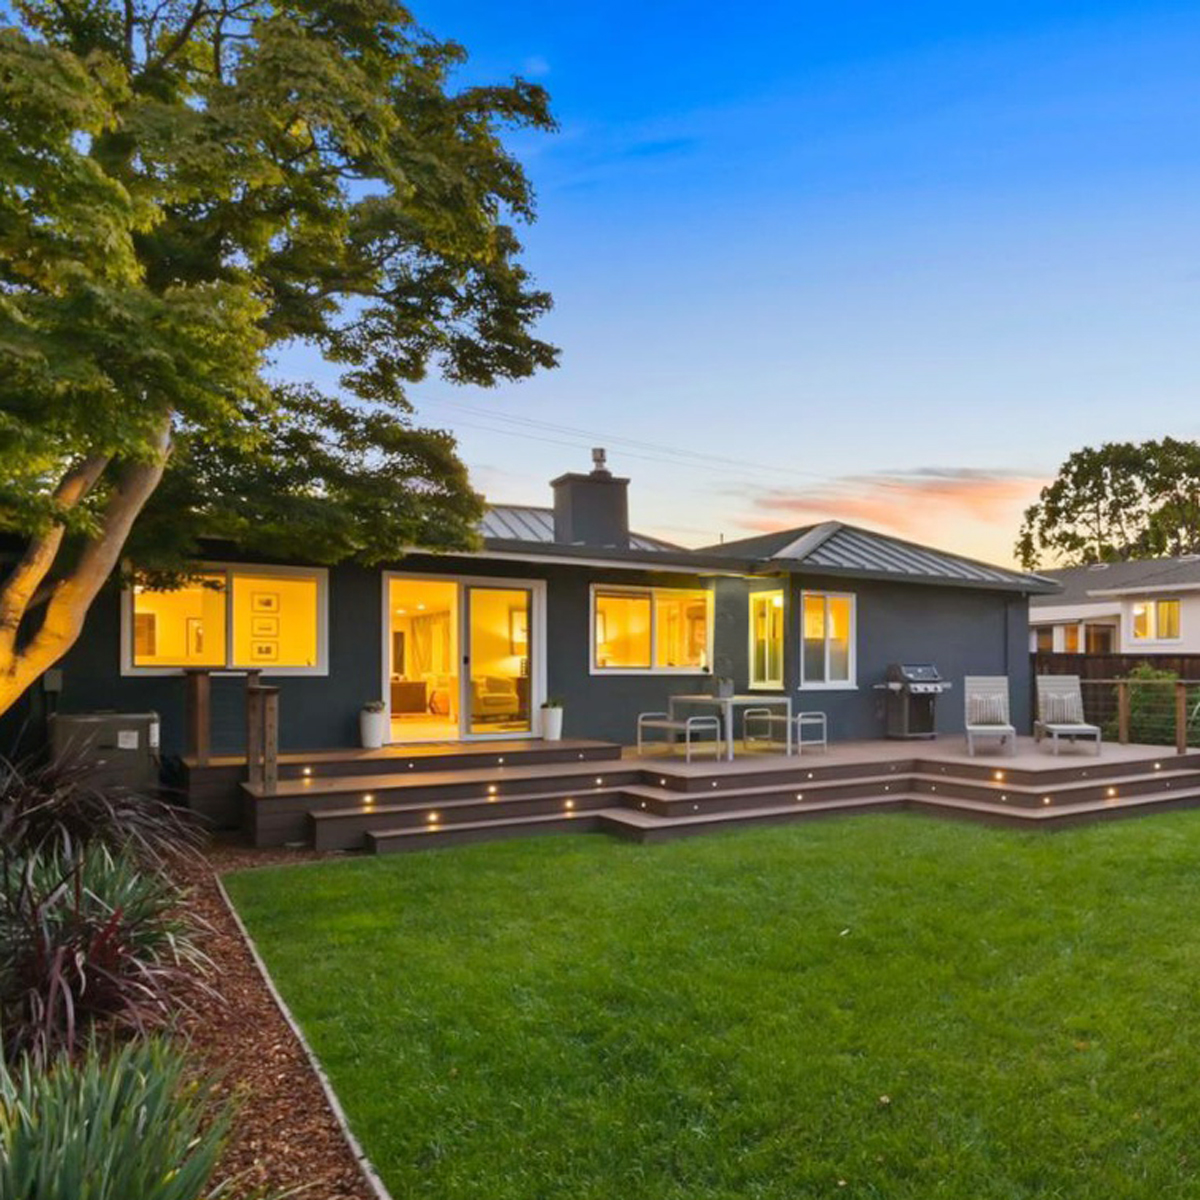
480;505;686;553
700;521;1055;591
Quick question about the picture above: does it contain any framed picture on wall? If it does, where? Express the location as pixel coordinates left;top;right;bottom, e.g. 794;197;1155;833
509;607;528;654
250;641;278;662
251;616;279;637
251;592;280;614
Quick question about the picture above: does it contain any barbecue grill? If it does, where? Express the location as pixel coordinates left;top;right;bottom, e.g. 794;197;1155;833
882;663;951;739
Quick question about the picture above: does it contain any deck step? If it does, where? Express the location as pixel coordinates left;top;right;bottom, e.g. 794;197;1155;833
311;787;626;850
366;811;609;853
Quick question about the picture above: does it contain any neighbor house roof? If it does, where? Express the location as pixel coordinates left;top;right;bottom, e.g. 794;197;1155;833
481;505;684;553
1030;557;1200;607
698;521;1057;594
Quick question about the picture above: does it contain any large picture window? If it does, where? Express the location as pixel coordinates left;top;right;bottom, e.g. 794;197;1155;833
592;586;711;672
749;590;784;688
128;566;326;673
800;591;855;687
1132;598;1180;642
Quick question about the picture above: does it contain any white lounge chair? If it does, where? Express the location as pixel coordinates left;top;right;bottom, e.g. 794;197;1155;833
637;711;723;761
1035;674;1101;756
964;676;1017;757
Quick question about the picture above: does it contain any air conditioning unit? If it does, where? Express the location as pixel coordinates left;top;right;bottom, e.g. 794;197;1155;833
48;712;161;793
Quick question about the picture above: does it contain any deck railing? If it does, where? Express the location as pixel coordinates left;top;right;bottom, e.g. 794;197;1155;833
1067;677;1200;754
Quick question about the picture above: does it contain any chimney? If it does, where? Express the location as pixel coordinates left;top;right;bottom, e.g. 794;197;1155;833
551;448;630;548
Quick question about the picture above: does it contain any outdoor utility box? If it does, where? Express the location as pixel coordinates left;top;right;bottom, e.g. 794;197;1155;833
49;712;161;793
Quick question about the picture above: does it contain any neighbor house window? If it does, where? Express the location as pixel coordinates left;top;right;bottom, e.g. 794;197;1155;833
800;592;854;687
749;591;784;688
128;566;326;673
592;586;711;672
1063;625;1080;654
1034;627;1054;653
1085;624;1115;653
1132;599;1181;642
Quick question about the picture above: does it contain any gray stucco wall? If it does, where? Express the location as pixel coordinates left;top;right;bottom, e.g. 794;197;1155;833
2;554;1034;758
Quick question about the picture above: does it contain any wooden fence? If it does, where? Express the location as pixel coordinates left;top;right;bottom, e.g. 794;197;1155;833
1033;652;1200;681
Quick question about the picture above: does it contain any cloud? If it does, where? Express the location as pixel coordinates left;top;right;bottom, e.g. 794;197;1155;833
734;466;1049;564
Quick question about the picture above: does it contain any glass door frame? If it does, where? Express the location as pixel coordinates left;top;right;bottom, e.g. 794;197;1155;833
380;571;547;742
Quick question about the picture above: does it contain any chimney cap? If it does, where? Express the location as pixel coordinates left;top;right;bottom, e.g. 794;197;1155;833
591;447;609;477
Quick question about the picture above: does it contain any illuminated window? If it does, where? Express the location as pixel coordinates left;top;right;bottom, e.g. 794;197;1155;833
231;573;320;668
749;591;784;688
128;566;325;673
1063;625;1080;654
592;586;711;672
1132;599;1181;641
1034;627;1053;653
131;576;226;668
800;592;854;687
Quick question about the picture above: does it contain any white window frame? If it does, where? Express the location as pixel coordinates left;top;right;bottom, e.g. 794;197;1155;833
748;589;785;690
798;590;857;691
589;583;713;676
1130;597;1182;644
121;563;329;677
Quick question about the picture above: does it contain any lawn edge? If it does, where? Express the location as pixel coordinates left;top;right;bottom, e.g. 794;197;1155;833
214;874;395;1200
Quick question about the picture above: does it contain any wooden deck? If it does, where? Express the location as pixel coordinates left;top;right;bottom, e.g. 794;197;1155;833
195;734;1200;852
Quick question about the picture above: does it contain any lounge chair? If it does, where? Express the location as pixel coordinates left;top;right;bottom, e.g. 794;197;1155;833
1035;674;1101;756
964;676;1016;757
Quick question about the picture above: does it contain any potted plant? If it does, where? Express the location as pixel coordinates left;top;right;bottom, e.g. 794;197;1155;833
360;700;387;749
540;698;564;741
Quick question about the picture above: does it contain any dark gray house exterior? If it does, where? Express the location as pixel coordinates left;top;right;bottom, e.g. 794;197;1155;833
6;455;1055;759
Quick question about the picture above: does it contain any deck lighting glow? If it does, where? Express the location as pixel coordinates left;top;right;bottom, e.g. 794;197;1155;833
1106;787;1118;798
498;757;505;764
595;777;603;785
1043;796;1052;805
993;771;1005;782
640;801;647;809
426;811;439;823
1155;762;1162;770
564;798;575;810
1001;794;1008;801
487;784;497;794
659;778;666;786
795;793;803;801
302;766;312;776
807;772;814;779
711;781;718;788
363;793;374;805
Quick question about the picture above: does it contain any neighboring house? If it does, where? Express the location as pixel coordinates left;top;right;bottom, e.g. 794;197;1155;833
5;452;1056;756
1029;558;1200;655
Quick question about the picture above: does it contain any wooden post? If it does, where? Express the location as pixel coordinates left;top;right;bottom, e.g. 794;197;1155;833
184;669;211;766
246;687;263;790
1176;680;1188;756
1117;681;1130;745
262;688;279;796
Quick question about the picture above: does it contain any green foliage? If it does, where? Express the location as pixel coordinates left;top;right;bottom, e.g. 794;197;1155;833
1101;663;1200;748
1017;437;1200;569
0;753;202;864
0;0;558;687
229;819;1200;1199
0;844;212;1064
0;1037;242;1200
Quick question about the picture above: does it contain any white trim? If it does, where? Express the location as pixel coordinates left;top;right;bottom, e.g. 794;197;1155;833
121;563;329;677
798;589;857;689
380;570;547;743
588;582;714;675
747;588;785;689
1088;582;1200;597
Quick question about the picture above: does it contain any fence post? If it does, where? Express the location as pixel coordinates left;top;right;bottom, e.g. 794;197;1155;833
1117;681;1130;745
1176;680;1188;756
183;669;211;766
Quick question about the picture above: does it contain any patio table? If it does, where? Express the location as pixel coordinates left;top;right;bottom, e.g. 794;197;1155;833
668;693;793;761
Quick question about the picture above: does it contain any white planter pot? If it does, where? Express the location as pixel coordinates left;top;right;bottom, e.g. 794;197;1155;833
541;706;564;741
360;709;387;749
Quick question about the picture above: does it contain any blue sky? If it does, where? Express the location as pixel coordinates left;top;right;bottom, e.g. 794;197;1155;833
284;0;1200;565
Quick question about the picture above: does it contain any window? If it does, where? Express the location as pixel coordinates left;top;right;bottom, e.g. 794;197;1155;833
800;592;854;687
1131;599;1181;642
128;566;326;673
1085;624;1114;654
749;591;784;688
1063;625;1080;654
592;586;711;672
1034;627;1054;653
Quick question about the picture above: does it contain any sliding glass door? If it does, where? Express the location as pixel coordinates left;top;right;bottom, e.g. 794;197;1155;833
465;586;532;736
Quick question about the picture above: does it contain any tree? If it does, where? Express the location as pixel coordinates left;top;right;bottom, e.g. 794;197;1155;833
0;0;558;716
1016;438;1200;569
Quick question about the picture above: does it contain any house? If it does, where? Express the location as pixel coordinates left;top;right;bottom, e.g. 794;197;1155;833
7;451;1055;761
1029;557;1200;654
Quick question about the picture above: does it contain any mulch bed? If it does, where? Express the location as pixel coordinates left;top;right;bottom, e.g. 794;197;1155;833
178;843;378;1200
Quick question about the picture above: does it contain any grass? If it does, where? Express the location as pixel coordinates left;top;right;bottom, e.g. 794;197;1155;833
224;814;1200;1199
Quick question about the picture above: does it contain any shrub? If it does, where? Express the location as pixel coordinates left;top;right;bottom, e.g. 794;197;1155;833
0;752;202;865
0;1036;246;1200
1105;664;1200;747
0;846;213;1064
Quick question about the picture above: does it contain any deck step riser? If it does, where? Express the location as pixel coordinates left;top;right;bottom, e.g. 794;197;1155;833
908;773;1200;809
631;798;903;842
637;779;908;818
270;744;622;781
367;815;604;853
312;795;612;851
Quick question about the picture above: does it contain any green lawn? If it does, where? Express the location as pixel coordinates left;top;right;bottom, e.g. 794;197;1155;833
224;815;1200;1199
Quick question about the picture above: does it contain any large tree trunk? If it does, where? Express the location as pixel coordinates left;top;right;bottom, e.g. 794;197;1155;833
0;421;172;719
